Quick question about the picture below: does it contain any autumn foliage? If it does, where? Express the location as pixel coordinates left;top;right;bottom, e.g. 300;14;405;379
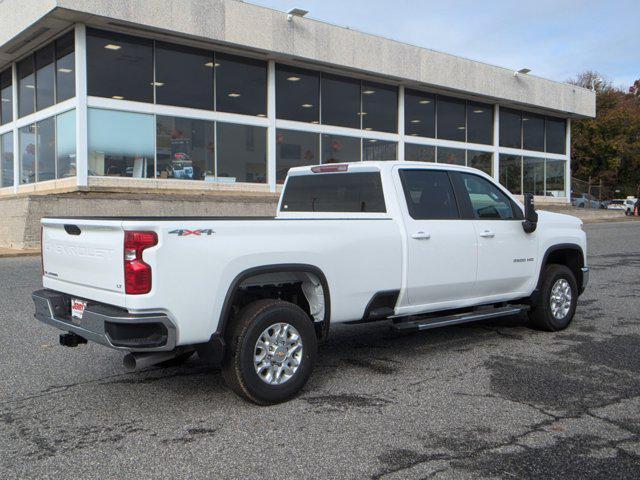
570;72;640;196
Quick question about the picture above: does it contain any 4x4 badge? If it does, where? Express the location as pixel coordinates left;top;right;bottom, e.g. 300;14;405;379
169;229;214;237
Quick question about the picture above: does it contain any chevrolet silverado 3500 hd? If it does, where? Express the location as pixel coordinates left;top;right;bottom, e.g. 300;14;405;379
33;161;588;404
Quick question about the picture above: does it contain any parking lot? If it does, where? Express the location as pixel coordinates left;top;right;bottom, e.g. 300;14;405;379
1;221;639;479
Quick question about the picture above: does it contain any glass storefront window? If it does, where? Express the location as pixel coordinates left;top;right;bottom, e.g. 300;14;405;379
362;81;397;133
466;101;492;145
276;65;319;123
56;110;76;178
156;116;215;181
437;96;466;142
1;132;13;188
155;42;214;110
546;117;566;154
88;108;155;178
499;155;522;194
405;90;435;139
276;129;319;183
19;124;36;184
36;117;55;181
437;146;465;165
522;112;544;151
523;156;545;196
215;53;267;117
467;150;492;175
35;44;55;111
18;56;35;117
216;123;267;183
545;159;566;197
321;73;361;129
499;108;521;148
405;143;435;162
321;134;360;163
363;139;397;160
1;69;13;125
55;32;75;103
87;28;154;103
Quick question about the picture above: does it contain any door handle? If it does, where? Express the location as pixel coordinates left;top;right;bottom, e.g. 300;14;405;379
479;230;495;238
411;231;431;240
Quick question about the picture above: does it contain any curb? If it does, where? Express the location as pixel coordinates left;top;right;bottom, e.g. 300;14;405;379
0;250;40;259
582;217;640;224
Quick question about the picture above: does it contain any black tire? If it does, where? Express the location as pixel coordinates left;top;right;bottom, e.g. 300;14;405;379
626;209;632;216
529;264;578;331
221;299;317;405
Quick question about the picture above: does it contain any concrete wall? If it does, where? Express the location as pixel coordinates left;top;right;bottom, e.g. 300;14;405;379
0;0;595;118
0;191;279;249
0;0;64;65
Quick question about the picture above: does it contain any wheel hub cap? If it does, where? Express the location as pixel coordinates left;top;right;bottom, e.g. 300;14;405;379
550;278;572;320
254;322;303;385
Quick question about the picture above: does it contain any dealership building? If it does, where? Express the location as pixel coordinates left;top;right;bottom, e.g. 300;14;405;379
0;0;595;247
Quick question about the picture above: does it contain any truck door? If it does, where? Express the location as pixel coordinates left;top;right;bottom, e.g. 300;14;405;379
453;172;538;297
395;168;478;307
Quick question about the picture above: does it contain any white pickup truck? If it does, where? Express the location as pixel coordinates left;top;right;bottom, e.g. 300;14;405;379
33;161;589;404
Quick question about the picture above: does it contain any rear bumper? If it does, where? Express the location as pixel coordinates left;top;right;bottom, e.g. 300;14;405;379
32;289;177;352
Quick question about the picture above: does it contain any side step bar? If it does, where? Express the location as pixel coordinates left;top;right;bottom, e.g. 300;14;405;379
392;305;530;332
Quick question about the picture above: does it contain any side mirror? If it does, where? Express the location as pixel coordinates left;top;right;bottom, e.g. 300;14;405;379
522;193;538;233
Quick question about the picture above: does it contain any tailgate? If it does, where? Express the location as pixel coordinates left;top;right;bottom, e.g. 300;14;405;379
42;218;125;294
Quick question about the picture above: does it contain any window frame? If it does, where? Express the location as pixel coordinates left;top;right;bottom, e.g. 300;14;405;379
450;171;523;221
398;168;462;221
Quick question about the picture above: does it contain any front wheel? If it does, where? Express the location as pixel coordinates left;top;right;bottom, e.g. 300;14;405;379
529;264;578;331
222;299;317;405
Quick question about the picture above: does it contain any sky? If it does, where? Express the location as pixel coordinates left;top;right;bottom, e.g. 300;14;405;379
248;0;639;89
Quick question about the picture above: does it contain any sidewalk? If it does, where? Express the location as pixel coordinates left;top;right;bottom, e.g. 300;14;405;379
541;206;640;224
0;247;40;258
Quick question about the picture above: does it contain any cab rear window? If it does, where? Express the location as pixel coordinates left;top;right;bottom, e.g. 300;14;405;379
281;172;386;213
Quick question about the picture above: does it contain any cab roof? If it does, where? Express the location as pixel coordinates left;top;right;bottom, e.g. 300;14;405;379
286;161;491;177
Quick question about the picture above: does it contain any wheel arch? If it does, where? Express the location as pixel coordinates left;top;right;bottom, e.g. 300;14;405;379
533;243;586;299
216;264;331;341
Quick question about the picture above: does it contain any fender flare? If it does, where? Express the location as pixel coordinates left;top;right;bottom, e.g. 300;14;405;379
215;263;331;339
531;243;585;301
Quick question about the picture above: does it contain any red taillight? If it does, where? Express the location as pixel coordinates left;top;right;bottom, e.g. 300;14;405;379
124;231;157;295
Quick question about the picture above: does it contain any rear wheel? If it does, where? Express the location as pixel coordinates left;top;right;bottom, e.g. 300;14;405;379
529;264;578;331
222;299;317;405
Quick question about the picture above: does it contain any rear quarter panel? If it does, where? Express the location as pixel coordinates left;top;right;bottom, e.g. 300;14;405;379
123;218;403;345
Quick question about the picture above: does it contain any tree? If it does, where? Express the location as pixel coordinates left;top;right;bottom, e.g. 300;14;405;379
568;71;613;93
568;72;640;197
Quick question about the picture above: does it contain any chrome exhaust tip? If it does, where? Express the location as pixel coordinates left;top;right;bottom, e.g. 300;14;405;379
123;349;192;371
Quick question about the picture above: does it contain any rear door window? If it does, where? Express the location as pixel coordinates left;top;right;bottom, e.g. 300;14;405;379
399;169;459;220
281;172;386;212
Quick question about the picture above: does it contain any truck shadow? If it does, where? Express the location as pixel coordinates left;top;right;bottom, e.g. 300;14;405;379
104;314;530;397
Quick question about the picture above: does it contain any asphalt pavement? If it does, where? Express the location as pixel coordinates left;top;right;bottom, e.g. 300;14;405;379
1;222;639;479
